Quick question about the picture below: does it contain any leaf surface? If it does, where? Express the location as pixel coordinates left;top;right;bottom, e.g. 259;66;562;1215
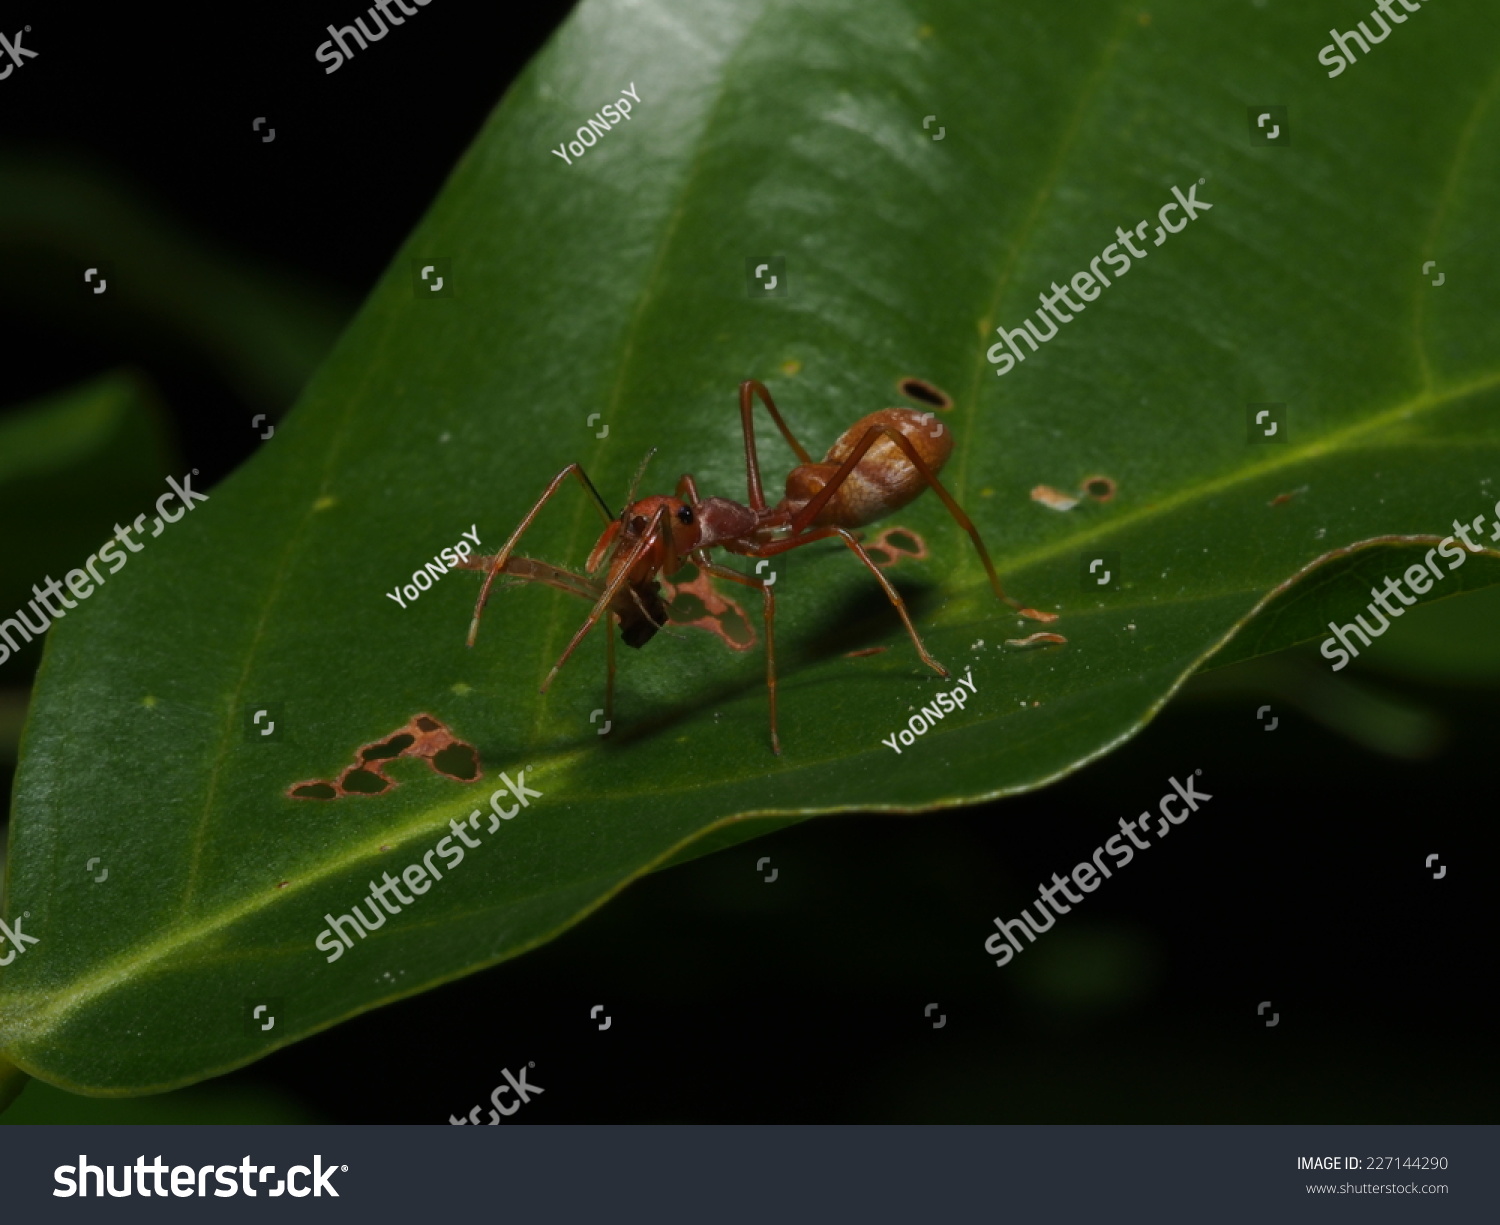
4;0;1499;1092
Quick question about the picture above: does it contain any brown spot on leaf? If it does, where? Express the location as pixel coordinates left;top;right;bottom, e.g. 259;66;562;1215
1082;475;1117;502
897;377;954;411
340;768;389;795
1031;484;1080;511
430;742;481;781
659;564;757;652
668;589;708;622
287;713;481;800
866;525;930;568
362;733;414;762
1004;632;1068;648
1033;474;1116;511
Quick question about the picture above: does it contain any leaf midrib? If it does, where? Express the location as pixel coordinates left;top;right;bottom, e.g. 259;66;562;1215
11;360;1500;1033
19;0;1500;1074
21;362;1489;1032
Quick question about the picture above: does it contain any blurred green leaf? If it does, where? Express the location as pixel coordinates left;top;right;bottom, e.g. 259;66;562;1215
0;690;24;764
0;1069;317;1124
1011;924;1159;1015
1357;581;1500;685
1199;542;1500;674
0;154;351;411
0;371;177;670
4;0;1500;1096
1185;649;1446;759
0;1055;26;1114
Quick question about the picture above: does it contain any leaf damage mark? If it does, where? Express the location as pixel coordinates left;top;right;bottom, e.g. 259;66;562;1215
1004;632;1069;649
1030;485;1080;511
897;376;954;411
1269;485;1309;507
1032;474;1117;511
660;563;756;651
1082;475;1117;502
288;713;481;800
866;526;929;568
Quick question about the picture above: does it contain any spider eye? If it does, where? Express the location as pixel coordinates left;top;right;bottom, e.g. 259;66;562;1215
629;515;647;533
676;505;694;525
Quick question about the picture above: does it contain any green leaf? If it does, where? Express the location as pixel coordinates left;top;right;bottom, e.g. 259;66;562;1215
4;0;1499;1095
1354;581;1500;685
0;1069;315;1124
1185;649;1447;760
0;371;177;674
0;1056;27;1114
